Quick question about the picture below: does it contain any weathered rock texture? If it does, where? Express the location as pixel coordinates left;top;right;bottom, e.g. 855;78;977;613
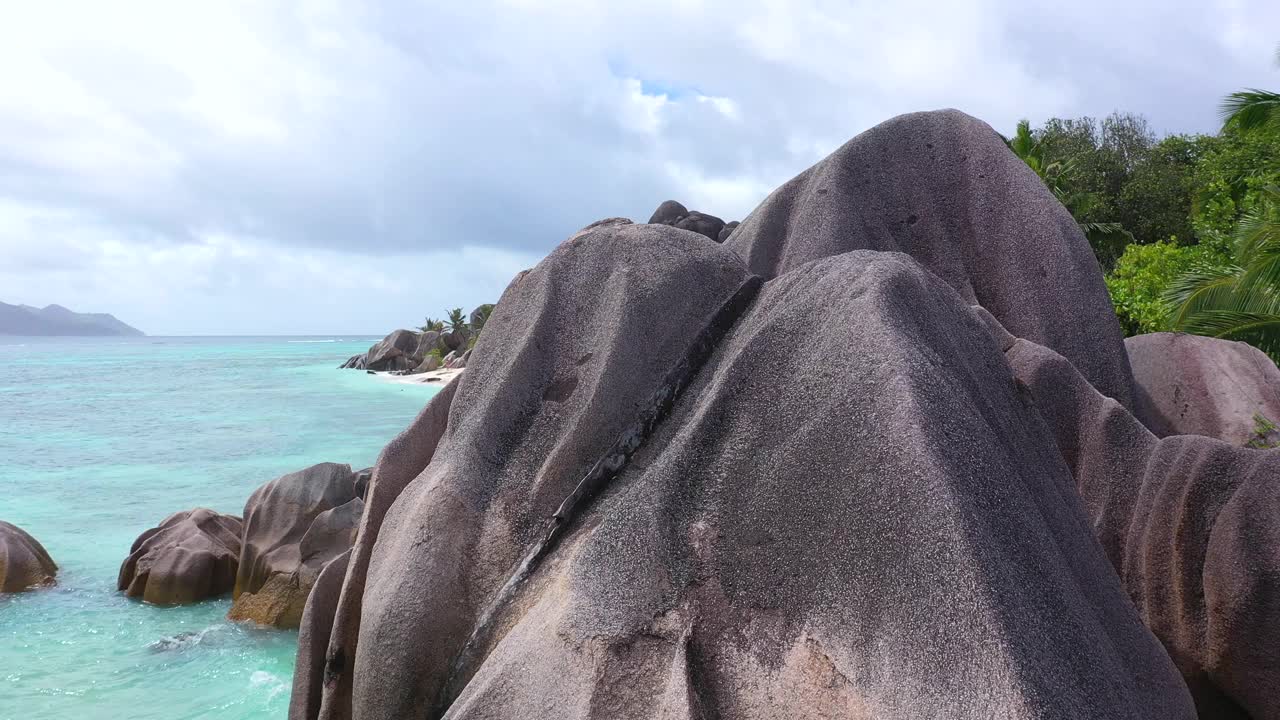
1009;338;1280;719
230;462;363;628
291;109;1279;719
1127;331;1280;446
0;521;57;592
118;508;242;605
726;109;1135;409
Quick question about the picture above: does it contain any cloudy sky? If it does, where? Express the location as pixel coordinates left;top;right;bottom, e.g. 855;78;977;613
1;0;1277;334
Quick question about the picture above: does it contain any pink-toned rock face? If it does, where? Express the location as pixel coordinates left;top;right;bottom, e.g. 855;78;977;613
0;521;56;592
230;462;362;629
1010;338;1280;719
1126;332;1280;446
118;508;242;605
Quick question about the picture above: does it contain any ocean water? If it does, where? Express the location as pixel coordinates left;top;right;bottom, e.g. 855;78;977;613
0;336;439;720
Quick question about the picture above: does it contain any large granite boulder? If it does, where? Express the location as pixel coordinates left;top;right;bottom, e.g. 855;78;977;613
230;462;363;629
1008;338;1280;719
726;109;1136;409
291;221;1193;719
717;220;740;243
365;330;420;372
118;508;242;605
306;380;459;717
647;199;727;242
440;329;470;353
413;330;441;359
1126;332;1280;446
0;521;56;592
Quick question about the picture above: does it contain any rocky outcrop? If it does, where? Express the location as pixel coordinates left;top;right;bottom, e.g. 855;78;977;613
292;109;1280;719
292;226;1192;718
717;219;740;243
229;463;363;629
1009;338;1280;719
726;109;1135;409
364;329;420;372
1127;332;1280;446
118;508;242;605
340;309;492;374
0;521;56;592
338;353;366;370
646;199;727;242
413;331;441;360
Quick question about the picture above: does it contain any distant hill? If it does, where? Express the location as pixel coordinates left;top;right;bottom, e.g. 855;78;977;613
0;302;144;336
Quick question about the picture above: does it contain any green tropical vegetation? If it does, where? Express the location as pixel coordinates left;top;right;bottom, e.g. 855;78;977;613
1008;44;1280;359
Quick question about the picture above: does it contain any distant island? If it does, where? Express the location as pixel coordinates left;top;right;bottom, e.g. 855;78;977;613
0;302;144;336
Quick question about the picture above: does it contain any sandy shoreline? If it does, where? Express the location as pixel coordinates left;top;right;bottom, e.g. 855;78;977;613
375;367;463;386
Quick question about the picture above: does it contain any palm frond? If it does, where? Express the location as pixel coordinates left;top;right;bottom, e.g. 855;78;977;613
1220;89;1280;130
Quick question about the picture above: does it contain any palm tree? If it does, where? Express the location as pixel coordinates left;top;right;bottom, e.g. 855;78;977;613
421;317;444;333
1006;119;1133;264
447;307;467;333
1220;44;1280;131
1164;185;1280;360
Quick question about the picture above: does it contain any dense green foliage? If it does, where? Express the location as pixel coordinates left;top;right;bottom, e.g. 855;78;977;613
1189;125;1280;246
1106;241;1227;335
1164;185;1280;359
1010;52;1278;357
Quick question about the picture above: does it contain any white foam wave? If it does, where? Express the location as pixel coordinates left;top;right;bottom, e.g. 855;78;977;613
250;670;289;701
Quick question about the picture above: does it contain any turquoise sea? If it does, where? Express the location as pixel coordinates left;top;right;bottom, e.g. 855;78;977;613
0;336;439;720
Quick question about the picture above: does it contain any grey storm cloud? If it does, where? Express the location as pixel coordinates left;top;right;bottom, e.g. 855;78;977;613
0;0;1277;334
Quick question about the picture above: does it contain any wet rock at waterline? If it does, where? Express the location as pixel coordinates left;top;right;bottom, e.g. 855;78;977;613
290;109;1280;718
1126;331;1280;446
0;521;57;592
229;462;362;629
118;508;242;605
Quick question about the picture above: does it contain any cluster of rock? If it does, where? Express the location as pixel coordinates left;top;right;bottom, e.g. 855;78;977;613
115;463;369;631
0;521;57;592
647;199;739;242
117;508;242;605
340;313;489;374
286;110;1280;720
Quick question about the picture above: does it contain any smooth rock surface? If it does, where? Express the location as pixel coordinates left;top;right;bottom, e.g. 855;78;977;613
726;109;1136;408
290;549;350;720
1126;332;1280;446
294;380;459;720
1009;338;1280;719
0;521;57;592
294;221;1193;719
230;462;362;628
118;508;242;605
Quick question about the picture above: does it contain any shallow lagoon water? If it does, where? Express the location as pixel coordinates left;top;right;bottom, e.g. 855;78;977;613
0;336;439;720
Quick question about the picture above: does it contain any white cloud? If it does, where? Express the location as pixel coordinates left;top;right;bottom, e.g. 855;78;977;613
0;0;1278;332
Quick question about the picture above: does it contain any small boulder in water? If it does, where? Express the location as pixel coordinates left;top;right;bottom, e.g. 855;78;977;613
230;462;363;629
118;508;242;605
0;520;57;592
